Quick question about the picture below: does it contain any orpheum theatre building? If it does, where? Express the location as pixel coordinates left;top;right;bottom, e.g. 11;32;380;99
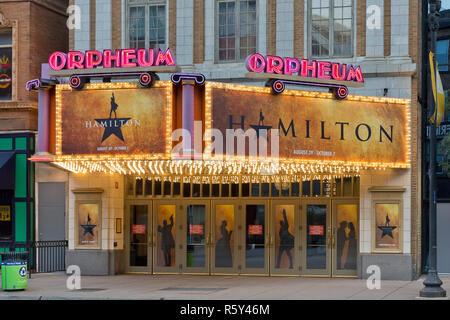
28;47;416;280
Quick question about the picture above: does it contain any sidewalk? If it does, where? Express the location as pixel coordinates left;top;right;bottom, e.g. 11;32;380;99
1;273;449;300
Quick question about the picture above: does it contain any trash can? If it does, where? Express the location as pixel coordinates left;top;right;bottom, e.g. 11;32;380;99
0;251;28;291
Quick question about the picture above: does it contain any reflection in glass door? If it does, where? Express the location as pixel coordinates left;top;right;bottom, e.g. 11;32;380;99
242;202;268;275
127;202;152;273
184;202;210;274
211;202;238;274
154;202;178;273
332;201;358;277
302;201;331;276
270;201;299;275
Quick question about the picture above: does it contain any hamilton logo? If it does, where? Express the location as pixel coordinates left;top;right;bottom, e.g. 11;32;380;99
80;213;96;236
93;93;131;142
249;109;272;139
377;214;397;239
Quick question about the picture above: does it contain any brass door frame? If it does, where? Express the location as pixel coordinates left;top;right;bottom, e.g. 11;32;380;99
270;200;301;276
180;200;211;274
301;199;332;276
331;199;359;277
153;200;181;274
125;200;153;273
211;200;240;275
239;199;270;276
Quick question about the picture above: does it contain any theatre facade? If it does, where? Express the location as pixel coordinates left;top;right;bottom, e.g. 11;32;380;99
28;46;418;280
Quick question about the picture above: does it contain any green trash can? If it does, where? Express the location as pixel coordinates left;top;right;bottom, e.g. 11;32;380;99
0;252;28;291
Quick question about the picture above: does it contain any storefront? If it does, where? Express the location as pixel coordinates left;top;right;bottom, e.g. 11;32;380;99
31;50;414;280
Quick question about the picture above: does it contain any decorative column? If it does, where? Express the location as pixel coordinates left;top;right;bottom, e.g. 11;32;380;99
171;73;206;159
26;64;56;160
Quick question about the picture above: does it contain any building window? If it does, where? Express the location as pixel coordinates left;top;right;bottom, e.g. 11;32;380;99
127;0;166;50
437;39;449;72
216;0;257;62
309;0;353;58
0;28;12;101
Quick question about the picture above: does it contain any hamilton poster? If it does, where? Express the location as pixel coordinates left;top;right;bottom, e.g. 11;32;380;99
209;84;409;165
60;86;167;155
375;203;400;250
77;203;99;247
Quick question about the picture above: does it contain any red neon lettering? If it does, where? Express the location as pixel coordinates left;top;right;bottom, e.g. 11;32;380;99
346;65;364;82
284;57;300;75
137;49;154;67
300;59;317;78
121;49;137;68
246;53;266;73
85;51;103;69
48;52;66;71
67;51;85;69
266;55;284;74
317;61;332;79
332;63;347;81
155;48;176;66
355;66;364;82
103;50;121;68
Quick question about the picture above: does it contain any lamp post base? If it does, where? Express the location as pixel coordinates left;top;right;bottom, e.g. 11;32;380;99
420;272;447;297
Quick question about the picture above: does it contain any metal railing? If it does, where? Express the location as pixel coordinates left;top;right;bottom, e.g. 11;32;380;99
0;240;68;277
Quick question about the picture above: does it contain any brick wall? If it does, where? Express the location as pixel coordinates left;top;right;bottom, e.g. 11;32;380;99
356;0;366;57
193;0;204;64
111;0;121;50
267;0;276;55
0;1;67;131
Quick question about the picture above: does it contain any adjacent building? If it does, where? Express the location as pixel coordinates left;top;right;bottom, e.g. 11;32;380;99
0;0;68;253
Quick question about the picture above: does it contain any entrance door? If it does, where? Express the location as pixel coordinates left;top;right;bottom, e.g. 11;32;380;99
301;200;331;276
153;200;179;273
240;201;269;275
270;200;300;275
181;201;211;274
211;200;239;274
126;201;152;273
332;200;359;277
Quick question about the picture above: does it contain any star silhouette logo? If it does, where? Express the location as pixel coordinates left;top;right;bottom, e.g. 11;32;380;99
95;118;131;142
378;225;397;238
94;92;131;143
378;214;396;239
249;109;272;139
81;214;97;236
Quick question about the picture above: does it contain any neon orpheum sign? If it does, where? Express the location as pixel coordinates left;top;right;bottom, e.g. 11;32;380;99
246;53;364;83
48;48;176;70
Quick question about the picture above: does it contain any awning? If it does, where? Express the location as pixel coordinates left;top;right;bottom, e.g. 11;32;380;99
0;151;15;189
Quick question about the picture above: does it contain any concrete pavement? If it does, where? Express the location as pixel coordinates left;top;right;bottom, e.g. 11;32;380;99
0;273;449;300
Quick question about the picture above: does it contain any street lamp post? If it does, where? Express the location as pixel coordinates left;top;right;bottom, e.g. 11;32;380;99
420;0;447;298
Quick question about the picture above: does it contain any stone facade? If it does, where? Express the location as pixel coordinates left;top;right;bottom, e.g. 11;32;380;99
51;0;423;279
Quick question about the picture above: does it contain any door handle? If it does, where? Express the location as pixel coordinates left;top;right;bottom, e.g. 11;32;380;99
270;235;274;248
148;234;153;246
327;234;331;248
206;234;210;246
332;236;336;248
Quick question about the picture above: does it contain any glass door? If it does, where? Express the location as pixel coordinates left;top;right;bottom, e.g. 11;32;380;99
240;201;269;275
332;200;359;277
211;200;239;274
301;200;331;276
153;200;179;273
181;201;211;274
126;201;152;273
270;200;300;275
